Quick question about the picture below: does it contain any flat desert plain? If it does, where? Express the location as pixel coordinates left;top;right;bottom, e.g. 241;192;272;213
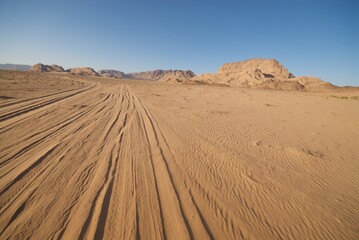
0;70;358;239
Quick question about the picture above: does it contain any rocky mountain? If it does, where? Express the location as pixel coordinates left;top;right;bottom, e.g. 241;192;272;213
67;67;100;77
98;69;196;82
0;63;31;71
17;60;340;92
29;64;99;77
218;58;295;80
128;69;196;82
29;63;65;73
189;58;336;92
25;63;195;82
98;70;129;79
157;70;196;82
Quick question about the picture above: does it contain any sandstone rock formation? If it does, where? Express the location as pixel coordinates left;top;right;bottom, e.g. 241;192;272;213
29;63;65;73
189;58;336;92
67;67;100;77
98;70;129;79
128;69;196;82
218;58;295;80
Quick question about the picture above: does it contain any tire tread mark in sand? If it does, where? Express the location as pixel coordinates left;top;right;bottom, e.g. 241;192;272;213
146;110;194;240
138;100;216;239
0;95;115;216
0;89;98;138
137;95;234;240
0;106;90;150
0;90;108;139
0;92;80;122
0;84;90;109
136;107;167;239
78;135;124;239
188;190;215;240
0;144;59;195
97;100;125;153
135;94;194;240
0;90;111;167
78;91;126;239
0;146;75;217
0;190;36;237
93;105;126;239
0;84;95;122
78;154;117;239
94;177;115;240
56;162;101;240
154;112;249;239
133;156;140;240
0;108;94;169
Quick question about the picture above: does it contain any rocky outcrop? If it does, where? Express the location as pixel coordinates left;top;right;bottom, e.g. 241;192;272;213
157;70;196;82
189;58;336;92
128;70;196;82
29;64;99;77
98;69;195;82
291;76;337;92
67;67;100;77
98;70;129;79
218;58;295;79
29;63;65;73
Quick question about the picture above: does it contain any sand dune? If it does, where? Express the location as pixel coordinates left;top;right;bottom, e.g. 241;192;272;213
0;70;358;239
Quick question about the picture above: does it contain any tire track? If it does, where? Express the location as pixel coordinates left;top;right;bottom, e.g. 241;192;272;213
1;76;357;240
0;83;96;129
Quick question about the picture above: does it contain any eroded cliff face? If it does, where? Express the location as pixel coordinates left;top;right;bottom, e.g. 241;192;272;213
190;58;336;92
98;70;128;79
218;58;294;79
67;67;100;77
128;69;196;82
29;64;65;73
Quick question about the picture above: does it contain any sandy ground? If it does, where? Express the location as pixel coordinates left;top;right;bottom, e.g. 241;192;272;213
0;70;358;239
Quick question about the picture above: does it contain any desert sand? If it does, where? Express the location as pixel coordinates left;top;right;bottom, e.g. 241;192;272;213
0;70;358;239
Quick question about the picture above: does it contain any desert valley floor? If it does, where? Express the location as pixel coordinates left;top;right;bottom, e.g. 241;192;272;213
0;71;358;239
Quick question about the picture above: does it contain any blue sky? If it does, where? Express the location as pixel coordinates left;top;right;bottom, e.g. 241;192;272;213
0;0;358;86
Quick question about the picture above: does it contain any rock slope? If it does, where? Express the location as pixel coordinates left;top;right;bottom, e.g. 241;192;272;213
29;63;65;73
190;58;336;92
98;70;129;79
67;67;100;77
128;69;196;82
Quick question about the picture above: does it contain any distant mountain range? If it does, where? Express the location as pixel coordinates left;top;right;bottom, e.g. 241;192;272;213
27;64;100;77
98;69;129;79
128;69;196;82
29;64;65;73
99;69;196;82
2;60;357;92
25;63;195;82
0;63;31;71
